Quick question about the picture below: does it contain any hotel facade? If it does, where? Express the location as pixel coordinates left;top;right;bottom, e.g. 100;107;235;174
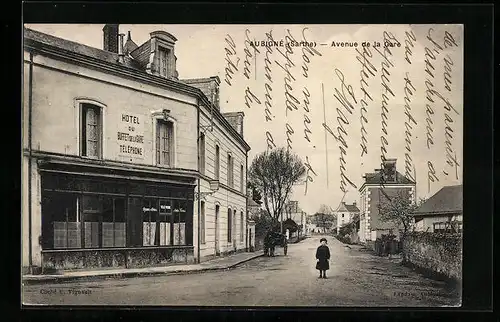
22;25;251;274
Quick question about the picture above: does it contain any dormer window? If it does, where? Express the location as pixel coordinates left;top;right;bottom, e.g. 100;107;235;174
143;31;178;79
158;46;170;78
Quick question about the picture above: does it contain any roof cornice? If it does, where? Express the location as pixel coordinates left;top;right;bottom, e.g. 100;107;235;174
24;37;251;152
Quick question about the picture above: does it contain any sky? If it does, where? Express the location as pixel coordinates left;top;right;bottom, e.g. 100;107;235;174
24;24;464;215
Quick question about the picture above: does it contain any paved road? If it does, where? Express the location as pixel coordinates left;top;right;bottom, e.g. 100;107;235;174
23;235;460;306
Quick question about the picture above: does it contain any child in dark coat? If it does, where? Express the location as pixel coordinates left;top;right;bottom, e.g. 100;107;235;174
315;238;331;278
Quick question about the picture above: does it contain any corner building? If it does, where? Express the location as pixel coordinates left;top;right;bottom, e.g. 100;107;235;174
22;25;250;274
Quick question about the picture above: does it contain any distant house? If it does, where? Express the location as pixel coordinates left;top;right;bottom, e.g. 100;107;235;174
334;201;360;234
283;200;307;239
358;159;416;249
247;192;262;219
413;185;463;233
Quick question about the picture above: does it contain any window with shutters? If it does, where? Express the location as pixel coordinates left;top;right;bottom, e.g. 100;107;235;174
81;104;102;158
156;120;174;166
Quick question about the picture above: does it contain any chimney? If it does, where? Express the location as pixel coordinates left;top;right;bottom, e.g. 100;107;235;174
103;24;119;53
118;33;125;63
353;202;357;207
222;112;245;137
382;158;397;182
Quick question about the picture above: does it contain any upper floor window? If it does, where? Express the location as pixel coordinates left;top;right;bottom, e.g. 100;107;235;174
227;153;234;188
81;103;102;158
240;164;244;193
199;133;206;174
156;119;173;166
215;145;220;180
158;47;170;78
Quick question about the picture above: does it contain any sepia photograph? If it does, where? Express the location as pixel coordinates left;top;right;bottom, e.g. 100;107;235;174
22;23;463;307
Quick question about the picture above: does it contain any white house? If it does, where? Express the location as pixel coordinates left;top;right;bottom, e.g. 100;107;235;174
334;201;360;234
413;185;463;233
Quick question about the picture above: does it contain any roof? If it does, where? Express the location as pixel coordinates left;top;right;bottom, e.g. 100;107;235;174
359;170;415;191
335;202;359;213
23;27;252;153
414;185;463;215
345;204;360;212
24;28;142;70
247;197;260;208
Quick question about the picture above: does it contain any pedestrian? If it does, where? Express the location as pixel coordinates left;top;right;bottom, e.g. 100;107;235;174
315;237;331;279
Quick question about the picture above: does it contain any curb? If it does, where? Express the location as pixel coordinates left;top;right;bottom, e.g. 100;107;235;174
22;254;264;286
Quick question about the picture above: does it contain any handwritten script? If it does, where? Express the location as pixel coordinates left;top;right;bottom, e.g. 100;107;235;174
221;25;462;201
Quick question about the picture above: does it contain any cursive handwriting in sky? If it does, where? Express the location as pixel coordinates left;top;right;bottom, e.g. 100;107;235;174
25;24;463;215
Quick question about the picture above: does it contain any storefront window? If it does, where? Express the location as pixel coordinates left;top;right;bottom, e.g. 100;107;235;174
82;195;127;248
159;200;172;246
41;174;194;250
46;193;80;249
143;198;159;246
173;200;187;245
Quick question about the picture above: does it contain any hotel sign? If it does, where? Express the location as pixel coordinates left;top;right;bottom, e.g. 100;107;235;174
117;112;145;160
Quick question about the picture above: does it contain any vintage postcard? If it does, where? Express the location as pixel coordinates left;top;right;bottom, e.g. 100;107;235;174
22;23;463;306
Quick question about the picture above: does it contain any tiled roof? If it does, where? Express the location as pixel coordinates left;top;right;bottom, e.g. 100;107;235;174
414;185;463;215
362;170;416;185
345;204;360;213
24;28;143;70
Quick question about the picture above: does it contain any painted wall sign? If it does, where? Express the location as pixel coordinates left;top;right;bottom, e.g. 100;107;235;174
117;112;145;160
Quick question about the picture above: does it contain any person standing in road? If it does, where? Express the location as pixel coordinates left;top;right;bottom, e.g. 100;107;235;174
315;238;331;278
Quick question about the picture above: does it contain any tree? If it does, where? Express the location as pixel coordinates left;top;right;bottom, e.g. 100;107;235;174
248;147;306;224
377;190;424;262
311;204;336;233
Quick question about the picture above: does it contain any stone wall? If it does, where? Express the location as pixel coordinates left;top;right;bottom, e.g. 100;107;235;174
403;232;462;282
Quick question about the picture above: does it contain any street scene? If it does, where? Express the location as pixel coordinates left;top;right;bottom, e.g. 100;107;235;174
22;23;463;307
23;235;459;306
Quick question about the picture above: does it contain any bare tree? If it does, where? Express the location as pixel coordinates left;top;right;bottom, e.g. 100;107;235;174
377;190;424;262
249;147;306;224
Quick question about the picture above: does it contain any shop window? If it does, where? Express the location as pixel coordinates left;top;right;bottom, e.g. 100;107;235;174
215;145;220;180
199;133;206;174
227;208;232;242
156;120;174;167
47;193;80;249
102;198;126;247
142;198;159;246
173;200;187;245
159;199;173;246
81;103;102;158
82;195;126;248
200;201;206;244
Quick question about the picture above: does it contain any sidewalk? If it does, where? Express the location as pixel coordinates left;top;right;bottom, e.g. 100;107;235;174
22;251;263;285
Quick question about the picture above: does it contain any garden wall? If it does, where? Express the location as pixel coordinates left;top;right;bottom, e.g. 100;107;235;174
403;232;462;282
